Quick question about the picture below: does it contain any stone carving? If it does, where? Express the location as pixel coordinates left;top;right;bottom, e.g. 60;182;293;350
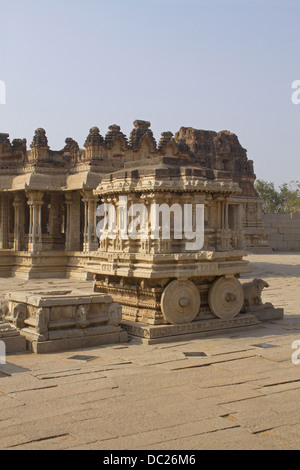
107;303;122;326
76;305;90;329
161;280;201;325
242;278;269;309
208;276;244;319
12;303;27;329
4;291;128;353
36;308;50;334
122;314;261;341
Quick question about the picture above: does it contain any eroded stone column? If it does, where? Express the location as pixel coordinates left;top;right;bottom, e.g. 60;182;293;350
13;193;25;251
225;200;229;230
81;190;99;252
0;193;9;249
65;192;81;251
27;191;44;252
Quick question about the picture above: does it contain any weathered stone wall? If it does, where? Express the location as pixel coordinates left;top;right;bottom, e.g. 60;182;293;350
263;213;300;251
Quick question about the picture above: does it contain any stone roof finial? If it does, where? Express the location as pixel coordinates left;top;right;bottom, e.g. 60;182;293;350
64;138;79;153
133;120;151;130
84;127;104;147
0;133;10;145
158;131;174;152
129;120;156;150
30;128;49;148
12;138;27;151
105;125;128;148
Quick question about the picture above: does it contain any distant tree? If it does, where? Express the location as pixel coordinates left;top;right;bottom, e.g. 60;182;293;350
255;180;281;214
255;180;300;214
279;181;300;213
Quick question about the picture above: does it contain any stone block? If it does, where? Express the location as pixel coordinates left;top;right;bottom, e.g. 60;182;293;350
4;290;128;353
30;330;127;353
287;242;300;250
283;233;299;242
269;233;283;242
279;227;300;234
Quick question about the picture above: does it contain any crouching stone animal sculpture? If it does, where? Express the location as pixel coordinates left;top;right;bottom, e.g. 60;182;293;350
242;278;269;311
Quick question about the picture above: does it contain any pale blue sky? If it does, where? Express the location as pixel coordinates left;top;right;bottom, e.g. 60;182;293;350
1;0;299;186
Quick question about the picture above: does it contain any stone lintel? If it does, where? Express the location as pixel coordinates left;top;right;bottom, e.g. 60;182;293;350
5;291;112;308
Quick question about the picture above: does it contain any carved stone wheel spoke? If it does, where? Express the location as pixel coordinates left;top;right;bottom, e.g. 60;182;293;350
208;276;244;319
161;280;201;325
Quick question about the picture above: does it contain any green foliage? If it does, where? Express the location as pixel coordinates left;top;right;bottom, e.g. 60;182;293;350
255;180;300;214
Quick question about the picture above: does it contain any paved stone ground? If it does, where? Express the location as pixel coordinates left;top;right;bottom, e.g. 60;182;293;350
0;253;300;450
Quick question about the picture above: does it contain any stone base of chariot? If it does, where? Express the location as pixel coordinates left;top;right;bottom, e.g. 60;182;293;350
122;305;284;344
122;314;262;345
3;291;128;354
0;322;27;354
121;277;284;344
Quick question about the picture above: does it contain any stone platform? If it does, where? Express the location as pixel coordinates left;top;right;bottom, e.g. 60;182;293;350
121;300;284;344
122;314;261;345
4;290;128;353
0;253;296;450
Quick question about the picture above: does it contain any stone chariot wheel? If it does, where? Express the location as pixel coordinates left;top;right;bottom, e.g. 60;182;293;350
208;276;244;319
161;280;201;325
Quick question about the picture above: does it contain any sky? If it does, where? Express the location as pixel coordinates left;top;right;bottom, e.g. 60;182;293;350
1;0;299;187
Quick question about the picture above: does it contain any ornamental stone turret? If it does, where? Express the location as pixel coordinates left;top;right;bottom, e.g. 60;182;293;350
128;120;157;153
84;127;105;160
28;128;50;163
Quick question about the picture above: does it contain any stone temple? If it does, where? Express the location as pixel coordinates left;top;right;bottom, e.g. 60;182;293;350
0;121;282;351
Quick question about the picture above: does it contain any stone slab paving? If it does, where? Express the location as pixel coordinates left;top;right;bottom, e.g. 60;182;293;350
0;252;300;450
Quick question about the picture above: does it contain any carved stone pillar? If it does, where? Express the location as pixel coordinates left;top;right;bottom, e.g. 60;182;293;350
65;192;81;251
27;191;44;252
217;199;222;229
13;193;25;251
49;193;61;239
219;198;229;229
225;200;229;230
81;190;99;252
0;193;9;249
